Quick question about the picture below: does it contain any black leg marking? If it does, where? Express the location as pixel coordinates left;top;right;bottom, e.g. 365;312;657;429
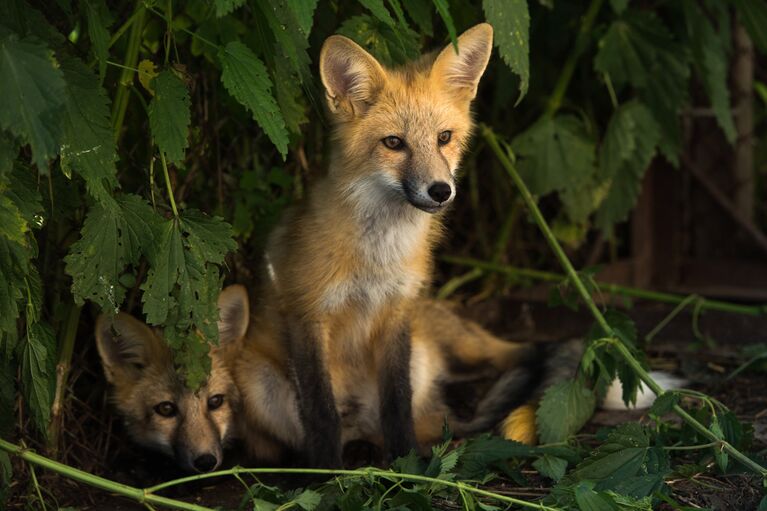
285;320;342;468
378;324;417;461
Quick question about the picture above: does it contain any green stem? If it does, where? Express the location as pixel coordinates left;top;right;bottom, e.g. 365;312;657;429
47;304;82;454
440;255;766;317
112;1;146;143
481;124;767;479
29;463;47;511
645;295;699;343
436;267;483;299
545;0;605;116
145;467;561;511
664;441;720;451
0;439;212;511
160;152;179;218
147;6;220;50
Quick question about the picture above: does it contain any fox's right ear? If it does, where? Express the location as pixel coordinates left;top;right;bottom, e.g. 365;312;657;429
95;313;159;382
217;284;250;346
320;35;386;116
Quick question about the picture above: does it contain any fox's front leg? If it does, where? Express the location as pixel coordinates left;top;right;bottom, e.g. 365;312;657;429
378;322;417;461
285;319;342;468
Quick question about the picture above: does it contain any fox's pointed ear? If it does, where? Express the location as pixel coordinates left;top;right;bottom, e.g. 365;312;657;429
432;23;493;100
95;313;161;382
320;35;386;116
217;285;250;346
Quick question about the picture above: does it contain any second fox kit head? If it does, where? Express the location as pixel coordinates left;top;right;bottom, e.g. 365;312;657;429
320;24;493;214
95;302;245;474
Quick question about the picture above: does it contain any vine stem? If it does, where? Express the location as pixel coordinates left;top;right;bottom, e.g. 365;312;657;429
111;1;146;143
47;304;82;455
440;256;766;317
160;152;179;218
545;0;605;116
480;124;767;479
0;440;562;511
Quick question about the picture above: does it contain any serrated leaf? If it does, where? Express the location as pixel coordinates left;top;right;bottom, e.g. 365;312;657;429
292;489;321;510
533;454;568;482
21;321;55;435
0;0;67;49
403;0;433;36
138;59;158;93
0;194;28;245
596;100;660;229
731;0;767;54
214;0;246;17
60;57;119;206
536;378;596;444
272;55;307;136
649;392;679;417
710;416;728;472
65;194;157;312
83;0;112;80
148;70;191;165
511;115;597;199
432;0;456;49
483;0;529;103
594;12;688;165
338;15;421;66
0;237;32;335
253;0;315;81
682;0;736;143
0;30;66;170
456;435;539;479
574;482;619;511
0;134;15;179
219;42;288;158
360;0;396;27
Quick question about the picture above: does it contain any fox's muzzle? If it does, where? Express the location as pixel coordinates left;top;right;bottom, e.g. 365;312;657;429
403;178;454;213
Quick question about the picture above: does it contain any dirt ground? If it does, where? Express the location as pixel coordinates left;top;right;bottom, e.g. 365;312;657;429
5;297;767;510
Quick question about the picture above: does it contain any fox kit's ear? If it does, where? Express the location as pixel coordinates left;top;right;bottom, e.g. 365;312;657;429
217;284;250;345
320;35;386;116
432;23;493;100
95;313;160;382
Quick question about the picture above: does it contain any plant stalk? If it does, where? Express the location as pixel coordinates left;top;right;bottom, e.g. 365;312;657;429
160;152;179;218
112;1;146;143
545;0;605;116
481;124;767;479
47;304;82;456
440;255;766;317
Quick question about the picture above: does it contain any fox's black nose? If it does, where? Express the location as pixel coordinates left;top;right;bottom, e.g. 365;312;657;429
193;454;218;472
427;182;452;203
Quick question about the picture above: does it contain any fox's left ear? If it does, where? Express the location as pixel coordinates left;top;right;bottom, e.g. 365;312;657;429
432;23;493;100
217;284;250;345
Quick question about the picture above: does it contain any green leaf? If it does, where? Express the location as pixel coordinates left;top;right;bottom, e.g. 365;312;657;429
649;392;679;417
402;0;433;36
682;0;736;143
574;482;619;511
483;0;530;103
59;57;118;206
709;416;728;472
219;42;289;158
456;435;538;479
65;194;157;312
338;15;421;66
596;100;660;229
608;0;628;15
0;193;28;246
272;55;307;135
253;0;315;81
0;450;11;504
536;378;596;444
731;0;767;54
214;0;246;17
511;115;597;205
0;358;15;436
432;0;456;48
533;454;568;482
0;237;32;335
758;495;767;511
0;29;66;170
148;70;191;165
594;12;689;165
21;321;55;435
360;0;396;27
0;134;15;179
83;0;112;80
292;489;321;510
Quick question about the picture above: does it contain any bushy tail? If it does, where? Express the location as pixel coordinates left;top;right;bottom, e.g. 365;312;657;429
600;370;687;410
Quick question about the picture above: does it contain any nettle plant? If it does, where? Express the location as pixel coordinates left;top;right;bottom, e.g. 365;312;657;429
1;0;766;507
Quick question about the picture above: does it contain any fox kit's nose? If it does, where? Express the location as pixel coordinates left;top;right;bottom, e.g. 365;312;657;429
427;182;452;203
193;453;218;472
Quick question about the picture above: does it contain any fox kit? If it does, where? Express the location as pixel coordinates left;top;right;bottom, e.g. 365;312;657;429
261;24;494;467
219;285;581;461
95;313;242;473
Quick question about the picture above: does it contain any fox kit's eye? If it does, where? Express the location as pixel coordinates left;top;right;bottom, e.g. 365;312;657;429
382;136;405;150
207;394;225;410
154;401;177;418
438;130;452;146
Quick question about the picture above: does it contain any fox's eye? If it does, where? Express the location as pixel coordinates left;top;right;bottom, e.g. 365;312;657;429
382;136;404;150
154;401;177;418
208;394;225;410
438;130;452;145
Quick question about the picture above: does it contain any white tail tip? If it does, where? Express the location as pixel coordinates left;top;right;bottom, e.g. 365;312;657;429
600;371;687;411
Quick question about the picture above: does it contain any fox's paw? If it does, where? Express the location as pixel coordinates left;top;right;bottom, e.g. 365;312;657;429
501;404;537;445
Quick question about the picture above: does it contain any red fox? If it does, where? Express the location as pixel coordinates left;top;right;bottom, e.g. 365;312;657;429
95;313;242;473
218;285;582;462
260;23;495;467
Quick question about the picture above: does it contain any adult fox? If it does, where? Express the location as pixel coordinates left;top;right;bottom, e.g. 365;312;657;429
260;23;495;467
